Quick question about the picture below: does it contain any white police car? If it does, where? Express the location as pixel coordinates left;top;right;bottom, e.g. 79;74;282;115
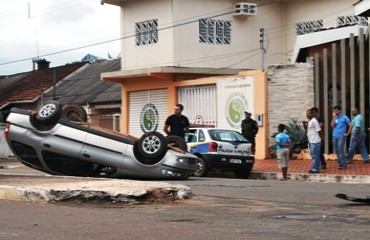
185;128;254;178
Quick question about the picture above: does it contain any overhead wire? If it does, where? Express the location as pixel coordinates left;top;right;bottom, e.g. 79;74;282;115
0;0;358;70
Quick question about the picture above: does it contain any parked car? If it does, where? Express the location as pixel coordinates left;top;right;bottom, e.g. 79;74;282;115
4;102;198;180
185;128;254;178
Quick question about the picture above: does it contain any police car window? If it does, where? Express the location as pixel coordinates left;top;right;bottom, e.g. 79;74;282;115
209;130;247;142
218;132;233;141
185;130;197;143
199;130;205;142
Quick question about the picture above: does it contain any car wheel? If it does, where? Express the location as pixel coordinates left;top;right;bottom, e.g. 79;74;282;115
137;131;167;160
193;157;207;177
35;101;62;125
234;170;251;179
166;135;187;151
62;105;87;122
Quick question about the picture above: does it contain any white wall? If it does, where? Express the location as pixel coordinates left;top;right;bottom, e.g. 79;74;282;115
0;128;14;159
267;61;315;147
122;0;174;69
283;0;354;60
118;0;356;70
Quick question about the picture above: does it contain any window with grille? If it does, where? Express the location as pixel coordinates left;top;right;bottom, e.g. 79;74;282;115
135;19;158;46
296;20;323;35
337;15;368;27
199;18;231;45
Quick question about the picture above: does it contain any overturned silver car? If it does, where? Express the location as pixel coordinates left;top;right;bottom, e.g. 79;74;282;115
4;102;197;180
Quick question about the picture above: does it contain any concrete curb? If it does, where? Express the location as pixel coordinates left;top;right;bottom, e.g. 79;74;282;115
0;174;193;203
250;172;370;184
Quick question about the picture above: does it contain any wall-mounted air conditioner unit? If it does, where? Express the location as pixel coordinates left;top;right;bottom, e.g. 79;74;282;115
233;2;257;17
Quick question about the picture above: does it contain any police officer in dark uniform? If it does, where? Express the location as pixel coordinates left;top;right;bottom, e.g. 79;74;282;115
241;111;259;148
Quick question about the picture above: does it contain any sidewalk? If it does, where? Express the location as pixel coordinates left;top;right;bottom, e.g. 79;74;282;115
251;159;370;183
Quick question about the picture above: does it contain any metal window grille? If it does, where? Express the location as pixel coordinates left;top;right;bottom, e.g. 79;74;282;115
224;21;231;44
337;15;368;27
199;18;231;45
216;21;224;44
135;19;158;46
296;20;323;35
199;19;208;43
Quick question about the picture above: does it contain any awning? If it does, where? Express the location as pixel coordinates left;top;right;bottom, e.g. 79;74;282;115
290;25;368;63
101;66;244;83
355;0;370;16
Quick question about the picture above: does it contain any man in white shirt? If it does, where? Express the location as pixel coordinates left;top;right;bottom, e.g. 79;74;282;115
306;109;324;173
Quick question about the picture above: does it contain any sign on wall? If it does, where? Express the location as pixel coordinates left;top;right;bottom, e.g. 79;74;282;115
140;103;159;132
217;76;254;130
129;89;168;137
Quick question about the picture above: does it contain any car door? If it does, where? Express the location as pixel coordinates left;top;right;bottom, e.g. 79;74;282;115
187;129;209;154
80;132;128;168
40;124;87;159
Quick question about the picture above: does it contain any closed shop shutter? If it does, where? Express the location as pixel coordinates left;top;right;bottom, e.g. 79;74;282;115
129;89;168;137
177;84;217;126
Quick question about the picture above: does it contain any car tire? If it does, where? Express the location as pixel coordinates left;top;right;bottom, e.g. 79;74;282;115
193;157;207;177
136;131;167;161
234;170;251;179
166;135;187;151
62;105;87;122
34;101;62;125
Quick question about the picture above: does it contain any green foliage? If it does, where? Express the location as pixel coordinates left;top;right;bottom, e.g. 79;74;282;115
269;119;308;158
284;120;307;146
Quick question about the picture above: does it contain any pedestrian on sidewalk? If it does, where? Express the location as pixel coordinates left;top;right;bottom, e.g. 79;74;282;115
346;107;369;164
331;105;352;169
275;124;291;181
306;109;324;173
311;107;327;169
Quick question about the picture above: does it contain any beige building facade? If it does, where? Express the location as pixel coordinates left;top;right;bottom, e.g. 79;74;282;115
101;0;366;159
103;0;356;70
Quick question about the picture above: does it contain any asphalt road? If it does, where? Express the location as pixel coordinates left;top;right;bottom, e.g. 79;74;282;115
1;171;370;240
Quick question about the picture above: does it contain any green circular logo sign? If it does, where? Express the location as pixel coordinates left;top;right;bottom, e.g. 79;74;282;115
140;103;159;133
225;93;248;129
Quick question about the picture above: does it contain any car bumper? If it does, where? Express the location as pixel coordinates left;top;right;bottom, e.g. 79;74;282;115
201;153;254;171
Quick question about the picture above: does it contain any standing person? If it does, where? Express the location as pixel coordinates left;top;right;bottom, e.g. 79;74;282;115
275;124;291;181
163;104;190;139
331;105;352;169
306;109;324;173
346;107;369;164
241;111;259;148
311;107;327;169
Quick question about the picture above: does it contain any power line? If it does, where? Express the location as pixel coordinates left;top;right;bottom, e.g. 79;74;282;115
0;1;357;70
0;0;279;68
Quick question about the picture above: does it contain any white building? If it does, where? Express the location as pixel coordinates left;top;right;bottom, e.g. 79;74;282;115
102;0;358;71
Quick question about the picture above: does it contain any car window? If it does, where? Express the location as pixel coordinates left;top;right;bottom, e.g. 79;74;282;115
185;129;198;143
199;130;205;142
208;129;248;142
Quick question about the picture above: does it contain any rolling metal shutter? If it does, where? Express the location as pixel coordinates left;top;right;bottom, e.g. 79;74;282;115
129;89;168;137
177;84;217;126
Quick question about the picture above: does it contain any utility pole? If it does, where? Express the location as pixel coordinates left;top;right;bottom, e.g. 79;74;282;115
259;28;266;70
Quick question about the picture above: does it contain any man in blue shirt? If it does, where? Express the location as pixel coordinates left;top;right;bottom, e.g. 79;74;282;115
331;105;352;169
346;107;369;164
275;124;291;181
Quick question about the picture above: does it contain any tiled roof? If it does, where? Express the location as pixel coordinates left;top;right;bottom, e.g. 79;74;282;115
44;59;121;105
0;63;87;109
